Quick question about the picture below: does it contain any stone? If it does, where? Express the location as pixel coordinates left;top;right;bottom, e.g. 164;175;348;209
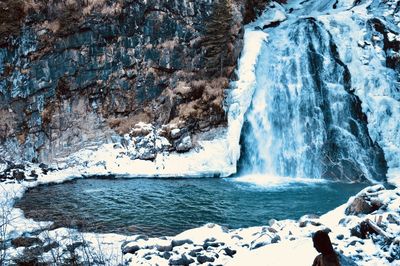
170;128;181;139
175;135;192;152
156;242;172;252
345;197;382;215
197;254;215;264
122;244;140;255
336;234;344;240
224;247;237;257
387;214;400;225
11;236;43;248
172;238;193;247
29;170;38;179
169;254;195;265
350;221;377;239
163;251;172;259
12;170;25;181
203;241;224;250
66;241;85;252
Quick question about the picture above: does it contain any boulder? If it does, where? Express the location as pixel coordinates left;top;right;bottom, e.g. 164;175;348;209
350;221;377;239
12;170;25;181
224;247;237;257
197;254;215;264
171;238;193;247
169;254;195;265
170;128;182;139
345;197;382;215
175;135;192;152
122;244;140;255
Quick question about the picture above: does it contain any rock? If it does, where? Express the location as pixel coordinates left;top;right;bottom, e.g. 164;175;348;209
345;185;385;215
250;234;281;249
197;254;215;264
163;251;172;259
43;241;59;253
169;254;195;265
388;238;400;261
29;170;38;179
271;235;281;244
171;238;193;247
66;241;85;252
350;221;377;239
122;244;140;255
337;234;344;240
12;170;25;181
387;214;400;225
11;236;43;248
224;247;237;257
175;135;192;152
203;241;224;250
345;196;383;215
156;242;172;252
170;128;181;139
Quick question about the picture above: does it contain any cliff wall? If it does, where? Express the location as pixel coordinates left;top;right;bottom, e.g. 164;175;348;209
0;0;269;164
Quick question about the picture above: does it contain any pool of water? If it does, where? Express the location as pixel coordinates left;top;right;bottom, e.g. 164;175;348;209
16;177;367;237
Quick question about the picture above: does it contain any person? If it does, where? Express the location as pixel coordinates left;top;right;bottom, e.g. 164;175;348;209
312;230;340;266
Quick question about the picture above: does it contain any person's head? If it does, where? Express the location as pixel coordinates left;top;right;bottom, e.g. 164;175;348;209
312;230;335;255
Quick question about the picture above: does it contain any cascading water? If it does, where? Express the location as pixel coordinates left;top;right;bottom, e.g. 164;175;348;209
238;0;392;182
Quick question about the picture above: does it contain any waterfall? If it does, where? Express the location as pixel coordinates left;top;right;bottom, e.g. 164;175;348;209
237;0;394;182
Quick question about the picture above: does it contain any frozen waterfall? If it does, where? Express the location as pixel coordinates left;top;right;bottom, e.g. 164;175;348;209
236;0;400;183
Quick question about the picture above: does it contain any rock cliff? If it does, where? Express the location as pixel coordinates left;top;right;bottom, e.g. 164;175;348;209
0;0;269;164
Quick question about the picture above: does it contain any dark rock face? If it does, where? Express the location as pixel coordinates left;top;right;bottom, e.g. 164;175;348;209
0;0;267;164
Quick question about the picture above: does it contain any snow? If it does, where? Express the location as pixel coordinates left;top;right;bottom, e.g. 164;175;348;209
227;238;317;266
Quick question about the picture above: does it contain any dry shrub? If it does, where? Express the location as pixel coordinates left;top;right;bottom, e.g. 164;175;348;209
178;101;199;120
174;81;192;96
107;112;152;135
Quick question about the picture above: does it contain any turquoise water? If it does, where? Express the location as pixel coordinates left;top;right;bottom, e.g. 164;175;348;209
16;177;367;237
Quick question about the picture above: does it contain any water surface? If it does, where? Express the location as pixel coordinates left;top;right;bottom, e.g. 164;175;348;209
16;177;367;237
